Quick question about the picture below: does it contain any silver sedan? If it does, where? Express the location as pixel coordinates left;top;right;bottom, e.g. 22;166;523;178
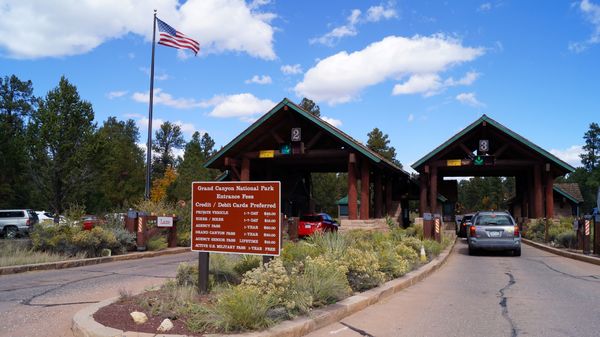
467;211;521;256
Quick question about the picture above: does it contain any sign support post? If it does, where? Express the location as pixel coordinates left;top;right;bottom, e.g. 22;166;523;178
198;252;209;294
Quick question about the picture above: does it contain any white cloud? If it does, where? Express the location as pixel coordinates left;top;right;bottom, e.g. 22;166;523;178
408;113;415;122
137;117;198;138
478;3;492;12
107;90;128;99
132;88;203;109
127;52;135;59
311;4;397;46
550;145;583;167
205;93;276;120
366;4;398;22
281;64;303;75
392;71;480;96
295;35;484;105
456;92;485;107
393;74;442;96
245;75;272;84
321;116;342;127
0;0;276;60
570;0;600;52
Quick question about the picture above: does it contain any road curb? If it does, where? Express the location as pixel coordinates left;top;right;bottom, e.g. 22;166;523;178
522;238;600;266
0;247;189;276
72;238;456;337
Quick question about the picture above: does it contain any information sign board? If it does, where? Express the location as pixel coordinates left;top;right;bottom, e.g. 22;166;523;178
259;150;275;158
191;181;281;256
157;216;174;227
447;159;462;167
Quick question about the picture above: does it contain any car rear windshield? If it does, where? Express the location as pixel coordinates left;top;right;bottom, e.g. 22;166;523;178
475;214;513;226
300;215;321;222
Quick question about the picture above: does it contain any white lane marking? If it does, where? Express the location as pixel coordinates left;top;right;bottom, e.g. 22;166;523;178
330;327;349;334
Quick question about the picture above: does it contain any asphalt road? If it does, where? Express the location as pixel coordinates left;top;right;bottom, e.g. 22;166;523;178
0;251;197;337
306;240;600;337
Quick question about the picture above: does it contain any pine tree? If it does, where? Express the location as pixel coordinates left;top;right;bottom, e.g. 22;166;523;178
0;75;37;208
366;127;401;167
28;76;96;213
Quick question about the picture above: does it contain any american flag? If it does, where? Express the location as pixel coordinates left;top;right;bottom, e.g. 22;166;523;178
156;18;200;55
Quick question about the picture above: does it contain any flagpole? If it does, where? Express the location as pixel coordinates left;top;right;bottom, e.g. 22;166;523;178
145;10;157;200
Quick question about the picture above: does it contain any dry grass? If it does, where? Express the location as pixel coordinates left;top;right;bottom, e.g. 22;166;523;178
0;240;77;267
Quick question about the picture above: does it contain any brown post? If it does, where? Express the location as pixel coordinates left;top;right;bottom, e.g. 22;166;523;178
545;174;554;219
385;177;393;216
136;214;147;251
241;158;250;181
401;199;409;228
348;153;358;220
429;166;438;216
374;172;383;218
168;217;178;248
594;216;599;255
360;160;370;220
533;164;543;218
125;212;136;233
419;173;428;217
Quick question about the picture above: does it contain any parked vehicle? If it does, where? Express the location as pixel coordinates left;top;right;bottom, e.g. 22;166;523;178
298;213;339;237
36;211;55;224
81;215;101;230
0;209;38;238
467;211;521;256
456;213;474;238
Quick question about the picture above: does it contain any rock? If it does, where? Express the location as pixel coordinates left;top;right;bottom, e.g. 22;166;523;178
157;318;174;332
130;311;148;324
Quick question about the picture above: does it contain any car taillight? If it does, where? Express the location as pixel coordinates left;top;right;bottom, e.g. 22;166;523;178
469;226;476;237
26;219;30;226
514;226;520;236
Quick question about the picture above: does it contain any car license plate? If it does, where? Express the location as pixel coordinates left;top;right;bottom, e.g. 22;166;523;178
488;231;502;238
305;225;312;229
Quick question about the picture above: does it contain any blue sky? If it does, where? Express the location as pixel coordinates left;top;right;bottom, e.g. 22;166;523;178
2;0;600;173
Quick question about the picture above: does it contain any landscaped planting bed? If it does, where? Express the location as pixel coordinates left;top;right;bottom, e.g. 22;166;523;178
94;228;452;336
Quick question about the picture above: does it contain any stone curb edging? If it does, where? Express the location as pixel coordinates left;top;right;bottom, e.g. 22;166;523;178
522;238;600;266
72;239;456;337
0;247;189;276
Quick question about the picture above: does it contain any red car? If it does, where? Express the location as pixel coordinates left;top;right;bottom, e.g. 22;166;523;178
298;213;339;237
81;215;101;230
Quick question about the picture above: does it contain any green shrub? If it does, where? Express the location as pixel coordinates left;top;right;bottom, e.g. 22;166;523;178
342;247;385;291
108;227;136;254
147;235;167;251
400;236;423;254
375;242;411;279
413;223;424;240
209;285;276;332
524;219;546;242
30;224;77;255
308;232;349;259
297;256;350;307
422;240;442;259
556;231;577;249
210;254;240;284
241;259;312;317
176;263;199;287
280;241;319;268
233;255;261;276
395;243;419;265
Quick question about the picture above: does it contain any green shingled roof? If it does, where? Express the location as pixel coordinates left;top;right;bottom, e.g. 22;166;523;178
411;114;575;173
204;98;409;176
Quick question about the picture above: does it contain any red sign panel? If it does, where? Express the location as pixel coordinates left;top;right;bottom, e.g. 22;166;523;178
191;181;281;256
